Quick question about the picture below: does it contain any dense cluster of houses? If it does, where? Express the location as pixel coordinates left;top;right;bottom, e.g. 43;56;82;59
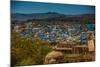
12;21;95;44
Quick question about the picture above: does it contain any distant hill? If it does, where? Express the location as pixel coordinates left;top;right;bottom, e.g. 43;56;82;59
11;12;95;23
11;12;66;21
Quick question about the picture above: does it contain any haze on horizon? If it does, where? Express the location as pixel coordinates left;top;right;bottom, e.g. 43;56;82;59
11;1;95;15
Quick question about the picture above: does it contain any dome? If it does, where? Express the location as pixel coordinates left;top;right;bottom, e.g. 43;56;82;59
44;51;64;64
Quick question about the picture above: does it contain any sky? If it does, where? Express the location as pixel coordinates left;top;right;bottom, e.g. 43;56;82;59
11;1;95;15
